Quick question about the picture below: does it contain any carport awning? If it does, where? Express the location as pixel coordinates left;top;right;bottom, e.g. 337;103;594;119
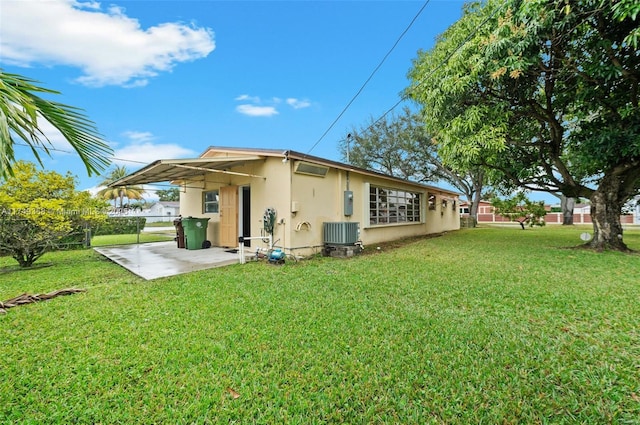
108;156;266;187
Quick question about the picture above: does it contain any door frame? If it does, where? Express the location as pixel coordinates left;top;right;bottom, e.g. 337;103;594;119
240;186;251;247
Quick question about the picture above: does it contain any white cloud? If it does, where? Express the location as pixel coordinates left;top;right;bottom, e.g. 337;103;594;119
234;94;311;117
0;0;215;87
112;142;196;165
235;94;261;103
286;98;311;109
84;185;103;197
110;130;197;165
236;104;279;117
121;130;155;143
34;118;75;153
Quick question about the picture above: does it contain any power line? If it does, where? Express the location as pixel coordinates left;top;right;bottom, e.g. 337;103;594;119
374;0;509;128
14;1;507;172
14;142;150;166
307;0;432;155
14;142;210;190
315;0;509;155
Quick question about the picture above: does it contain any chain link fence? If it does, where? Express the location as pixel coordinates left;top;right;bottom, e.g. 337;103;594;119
88;215;179;247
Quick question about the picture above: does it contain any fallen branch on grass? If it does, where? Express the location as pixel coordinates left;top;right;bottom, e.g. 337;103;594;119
0;288;86;314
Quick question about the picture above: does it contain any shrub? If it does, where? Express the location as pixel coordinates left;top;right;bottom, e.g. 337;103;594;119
92;217;146;236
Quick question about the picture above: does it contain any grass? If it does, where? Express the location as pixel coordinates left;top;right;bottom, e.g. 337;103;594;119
91;232;175;246
1;226;639;423
144;221;177;227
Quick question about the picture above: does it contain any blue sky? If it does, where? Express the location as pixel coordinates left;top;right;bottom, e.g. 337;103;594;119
2;0;469;196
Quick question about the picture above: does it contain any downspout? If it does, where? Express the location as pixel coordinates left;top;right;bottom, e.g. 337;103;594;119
285;151;292;252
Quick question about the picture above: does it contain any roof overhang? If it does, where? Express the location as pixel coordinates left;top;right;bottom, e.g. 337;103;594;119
108;156;265;187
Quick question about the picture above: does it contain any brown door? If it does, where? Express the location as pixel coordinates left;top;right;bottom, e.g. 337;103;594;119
219;186;238;247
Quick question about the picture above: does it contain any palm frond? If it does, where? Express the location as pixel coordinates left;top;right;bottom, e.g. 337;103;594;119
0;70;113;180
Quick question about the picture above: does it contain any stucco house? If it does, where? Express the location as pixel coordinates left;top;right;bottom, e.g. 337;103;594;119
111;147;461;257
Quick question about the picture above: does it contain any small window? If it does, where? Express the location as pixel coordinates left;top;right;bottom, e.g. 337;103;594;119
428;193;436;210
294;161;329;177
203;190;219;213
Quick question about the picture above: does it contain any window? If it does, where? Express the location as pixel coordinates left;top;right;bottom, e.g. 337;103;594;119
369;185;421;226
203;190;219;213
294;161;329;177
428;193;436;210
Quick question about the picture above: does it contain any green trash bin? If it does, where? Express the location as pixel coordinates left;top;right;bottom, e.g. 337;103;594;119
182;217;210;250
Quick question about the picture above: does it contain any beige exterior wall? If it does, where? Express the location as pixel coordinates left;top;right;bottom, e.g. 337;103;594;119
347;172;460;247
179;154;460;256
179;156;292;249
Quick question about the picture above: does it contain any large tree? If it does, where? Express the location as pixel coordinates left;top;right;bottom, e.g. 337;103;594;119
0;70;112;180
97;165;146;211
408;0;640;251
340;108;489;220
156;187;180;202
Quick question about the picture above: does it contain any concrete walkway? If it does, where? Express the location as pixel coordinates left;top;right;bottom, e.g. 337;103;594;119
94;241;244;280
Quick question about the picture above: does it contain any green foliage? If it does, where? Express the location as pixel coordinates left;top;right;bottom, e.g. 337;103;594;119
490;192;547;228
342;107;438;182
342;107;489;218
0;162;107;266
155;187;180;202
407;0;640;249
1;227;639;422
97;165;145;209
0;70;112;180
92;216;146;236
612;0;640;47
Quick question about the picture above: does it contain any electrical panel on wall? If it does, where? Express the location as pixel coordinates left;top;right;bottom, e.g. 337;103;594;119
344;190;353;216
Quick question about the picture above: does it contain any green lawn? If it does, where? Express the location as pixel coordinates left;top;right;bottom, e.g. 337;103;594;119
1;226;639;423
144;221;177;227
91;232;175;246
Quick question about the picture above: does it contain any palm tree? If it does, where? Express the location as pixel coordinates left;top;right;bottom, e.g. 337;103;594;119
98;165;146;211
0;70;113;180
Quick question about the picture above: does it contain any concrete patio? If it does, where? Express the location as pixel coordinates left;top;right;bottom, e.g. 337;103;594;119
94;241;248;280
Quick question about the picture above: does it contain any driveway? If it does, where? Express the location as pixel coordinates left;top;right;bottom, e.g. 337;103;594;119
94;241;244;280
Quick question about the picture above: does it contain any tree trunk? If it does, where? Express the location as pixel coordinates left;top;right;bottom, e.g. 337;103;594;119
587;179;628;252
469;187;482;224
560;195;575;225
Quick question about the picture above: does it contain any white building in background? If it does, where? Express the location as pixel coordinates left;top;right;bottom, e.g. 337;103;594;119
146;201;180;223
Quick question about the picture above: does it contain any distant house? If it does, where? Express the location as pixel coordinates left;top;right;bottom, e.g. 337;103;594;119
146;201;180;223
111;147;461;256
459;200;497;221
461;200;638;225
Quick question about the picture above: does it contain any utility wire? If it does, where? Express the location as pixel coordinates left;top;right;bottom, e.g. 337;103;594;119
307;0;432;155
312;0;508;155
14;142;150;165
16;1;507;172
13;142;208;190
371;0;509;129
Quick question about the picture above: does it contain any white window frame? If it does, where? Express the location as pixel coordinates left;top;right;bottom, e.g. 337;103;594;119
203;190;219;214
367;183;422;226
